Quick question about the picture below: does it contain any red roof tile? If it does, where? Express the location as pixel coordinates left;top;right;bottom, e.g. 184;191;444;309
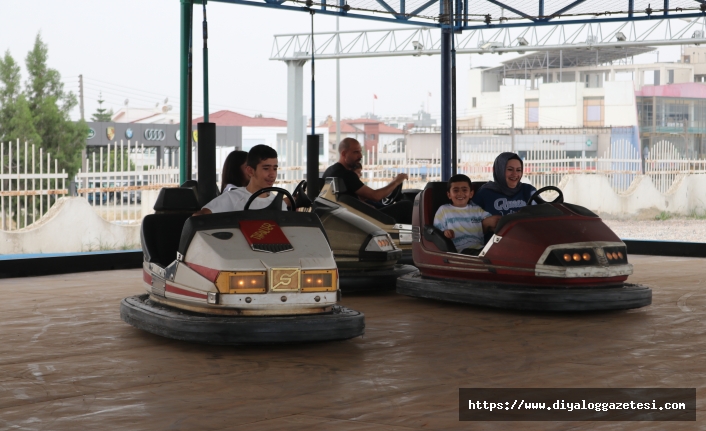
325;119;404;134
191;110;287;127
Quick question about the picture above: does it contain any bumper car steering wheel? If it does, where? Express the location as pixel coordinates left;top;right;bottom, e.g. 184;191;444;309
381;183;403;207
244;187;296;211
527;186;563;205
292;180;313;209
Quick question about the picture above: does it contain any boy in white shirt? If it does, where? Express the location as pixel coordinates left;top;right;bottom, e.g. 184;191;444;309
433;174;500;255
194;145;287;215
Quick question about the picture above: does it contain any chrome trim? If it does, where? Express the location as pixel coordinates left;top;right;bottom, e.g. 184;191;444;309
478;235;501;257
393;223;413;230
535;263;633;278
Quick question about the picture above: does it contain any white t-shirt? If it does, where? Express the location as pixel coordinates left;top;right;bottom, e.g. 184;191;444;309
204;187;287;213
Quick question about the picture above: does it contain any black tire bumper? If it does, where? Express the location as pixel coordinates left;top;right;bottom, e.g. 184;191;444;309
120;294;365;344
396;271;652;311
339;264;417;293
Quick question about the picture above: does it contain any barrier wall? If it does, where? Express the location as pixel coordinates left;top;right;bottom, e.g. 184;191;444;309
0;197;140;255
561;174;706;216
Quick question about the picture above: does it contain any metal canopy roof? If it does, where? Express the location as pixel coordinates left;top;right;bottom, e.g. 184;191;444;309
210;0;706;30
485;46;656;75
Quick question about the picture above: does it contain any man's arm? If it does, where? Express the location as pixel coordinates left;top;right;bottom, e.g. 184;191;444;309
355;173;408;201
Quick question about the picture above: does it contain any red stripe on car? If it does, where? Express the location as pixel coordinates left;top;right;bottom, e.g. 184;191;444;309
185;262;220;282
166;284;208;300
143;270;152;285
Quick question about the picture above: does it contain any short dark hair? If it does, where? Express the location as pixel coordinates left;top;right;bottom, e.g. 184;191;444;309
447;174;472;191
220;150;248;192
247;145;278;170
339;137;360;154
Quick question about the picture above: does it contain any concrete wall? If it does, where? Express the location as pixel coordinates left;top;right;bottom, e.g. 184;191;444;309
0;198;141;255
561;174;706;216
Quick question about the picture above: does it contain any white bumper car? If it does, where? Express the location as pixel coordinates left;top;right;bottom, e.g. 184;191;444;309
121;187;365;344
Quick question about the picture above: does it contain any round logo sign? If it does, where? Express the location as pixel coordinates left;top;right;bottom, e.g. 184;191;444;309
586;139;593;147
175;130;180;141
144;129;166;141
125;128;133;139
87;128;96;139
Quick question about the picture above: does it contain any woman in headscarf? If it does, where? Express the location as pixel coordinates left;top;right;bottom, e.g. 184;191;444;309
472;152;536;220
220;150;249;193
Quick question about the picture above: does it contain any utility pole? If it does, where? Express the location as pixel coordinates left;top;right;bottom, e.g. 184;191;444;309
79;74;85;120
510;103;515;152
335;17;341;153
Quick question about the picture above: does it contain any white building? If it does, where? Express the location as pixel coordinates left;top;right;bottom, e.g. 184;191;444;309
456;45;706;158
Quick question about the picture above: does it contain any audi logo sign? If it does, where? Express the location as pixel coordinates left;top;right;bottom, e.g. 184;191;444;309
144;129;166;141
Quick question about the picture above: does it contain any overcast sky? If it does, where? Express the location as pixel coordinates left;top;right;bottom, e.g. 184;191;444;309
1;0;683;124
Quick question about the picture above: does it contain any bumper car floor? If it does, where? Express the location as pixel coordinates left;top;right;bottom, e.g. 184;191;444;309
0;255;703;430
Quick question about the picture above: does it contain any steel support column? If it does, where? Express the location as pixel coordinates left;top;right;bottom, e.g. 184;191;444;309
286;60;307;165
440;28;452;181
179;0;193;184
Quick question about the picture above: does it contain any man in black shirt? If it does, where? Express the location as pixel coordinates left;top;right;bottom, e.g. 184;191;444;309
322;138;413;223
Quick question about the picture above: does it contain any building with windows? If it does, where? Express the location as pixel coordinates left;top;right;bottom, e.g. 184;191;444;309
465;46;706;158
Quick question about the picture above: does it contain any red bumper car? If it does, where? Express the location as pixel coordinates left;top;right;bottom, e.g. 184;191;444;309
396;183;651;311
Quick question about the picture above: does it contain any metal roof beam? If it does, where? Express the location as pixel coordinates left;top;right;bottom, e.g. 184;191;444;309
484;0;536;22
271;17;706;61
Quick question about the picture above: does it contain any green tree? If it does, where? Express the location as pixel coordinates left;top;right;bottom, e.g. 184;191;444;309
91;92;113;122
0;50;41;145
24;33;87;177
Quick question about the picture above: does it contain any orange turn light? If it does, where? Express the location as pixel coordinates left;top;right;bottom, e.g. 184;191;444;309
572;253;581;262
563;253;572;262
582;253;591;261
617;252;624;259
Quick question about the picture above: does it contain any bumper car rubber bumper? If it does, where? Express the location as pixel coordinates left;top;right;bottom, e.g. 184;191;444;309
339;264;417;293
121;294;365;344
396;271;652;311
397;249;414;266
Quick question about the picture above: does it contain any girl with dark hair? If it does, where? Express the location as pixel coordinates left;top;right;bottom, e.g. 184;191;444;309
472;152;537;219
220;150;249;193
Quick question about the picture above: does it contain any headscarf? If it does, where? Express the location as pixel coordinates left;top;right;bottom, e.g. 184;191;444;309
480;152;524;196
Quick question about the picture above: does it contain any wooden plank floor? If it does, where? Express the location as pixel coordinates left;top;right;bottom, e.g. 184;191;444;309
0;255;703;430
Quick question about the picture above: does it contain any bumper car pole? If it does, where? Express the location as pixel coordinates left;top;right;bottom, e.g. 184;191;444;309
307;8;321;201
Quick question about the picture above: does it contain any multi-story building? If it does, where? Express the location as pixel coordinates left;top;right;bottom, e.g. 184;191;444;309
464;45;706;158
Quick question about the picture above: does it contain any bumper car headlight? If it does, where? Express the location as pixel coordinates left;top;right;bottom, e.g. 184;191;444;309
301;269;337;292
545;249;597;266
602;246;628;264
215;271;267;294
365;235;396;252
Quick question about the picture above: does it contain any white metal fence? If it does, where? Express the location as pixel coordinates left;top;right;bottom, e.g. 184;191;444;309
76;140;179;224
1;138;705;231
0;139;67;230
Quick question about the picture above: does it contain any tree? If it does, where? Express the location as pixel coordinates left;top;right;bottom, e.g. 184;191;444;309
91;92;113;122
0;50;41;145
24;33;87;177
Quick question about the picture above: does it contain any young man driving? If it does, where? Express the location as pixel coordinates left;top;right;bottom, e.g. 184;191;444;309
322;138;413;224
194;144;287;215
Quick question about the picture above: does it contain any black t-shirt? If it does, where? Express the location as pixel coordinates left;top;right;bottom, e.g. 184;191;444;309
322;163;364;197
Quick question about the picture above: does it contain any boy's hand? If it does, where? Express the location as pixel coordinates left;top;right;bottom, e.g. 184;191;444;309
482;215;501;232
443;229;455;239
